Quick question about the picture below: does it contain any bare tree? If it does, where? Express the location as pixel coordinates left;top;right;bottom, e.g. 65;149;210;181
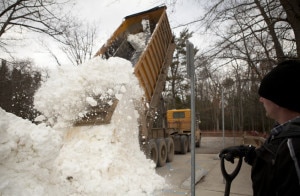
0;0;74;48
279;0;300;57
198;0;299;60
60;22;98;65
163;0;296;131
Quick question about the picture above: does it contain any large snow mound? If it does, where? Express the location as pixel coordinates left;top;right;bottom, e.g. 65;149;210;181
0;57;167;195
0;108;63;195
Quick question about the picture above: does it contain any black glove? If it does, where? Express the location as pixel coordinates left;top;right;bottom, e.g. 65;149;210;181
219;145;256;164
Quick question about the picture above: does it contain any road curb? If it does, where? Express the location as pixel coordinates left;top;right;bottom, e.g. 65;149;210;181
181;168;208;189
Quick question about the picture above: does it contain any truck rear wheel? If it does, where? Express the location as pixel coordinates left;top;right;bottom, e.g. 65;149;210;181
156;138;167;167
165;137;174;162
196;131;201;147
180;135;188;154
187;135;191;152
148;139;158;166
196;138;201;147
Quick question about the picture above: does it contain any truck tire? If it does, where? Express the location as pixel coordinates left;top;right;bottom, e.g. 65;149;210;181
187;135;191;152
196;131;201;148
173;135;181;152
180;135;188;154
156;138;167;167
165;137;174;162
196;138;201;147
148;139;158;166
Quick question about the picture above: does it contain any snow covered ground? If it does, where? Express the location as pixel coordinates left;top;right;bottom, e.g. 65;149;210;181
0;57;167;195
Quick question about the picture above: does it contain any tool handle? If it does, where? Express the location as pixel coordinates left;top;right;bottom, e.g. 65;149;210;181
224;180;232;196
221;156;243;196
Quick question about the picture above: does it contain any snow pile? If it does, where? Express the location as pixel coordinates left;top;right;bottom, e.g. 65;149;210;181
0;108;63;195
0;57;166;195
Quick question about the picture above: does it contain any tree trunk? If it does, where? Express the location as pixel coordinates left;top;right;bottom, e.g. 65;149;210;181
254;0;286;62
280;0;300;58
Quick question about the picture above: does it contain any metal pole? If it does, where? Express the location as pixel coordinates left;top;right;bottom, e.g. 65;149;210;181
186;40;195;196
222;88;225;149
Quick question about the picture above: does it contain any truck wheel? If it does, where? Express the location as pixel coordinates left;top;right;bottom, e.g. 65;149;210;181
196;139;200;148
148;139;158;166
165;137;174;162
156;138;167;167
180;135;188;154
196;131;201;148
173;135;181;152
187;135;191;152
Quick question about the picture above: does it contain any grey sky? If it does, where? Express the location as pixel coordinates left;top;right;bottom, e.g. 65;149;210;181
2;0;206;67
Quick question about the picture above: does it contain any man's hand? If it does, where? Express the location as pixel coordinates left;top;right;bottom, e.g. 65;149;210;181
219;145;255;164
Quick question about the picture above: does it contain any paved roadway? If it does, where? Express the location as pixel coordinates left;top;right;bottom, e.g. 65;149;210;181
155;137;253;196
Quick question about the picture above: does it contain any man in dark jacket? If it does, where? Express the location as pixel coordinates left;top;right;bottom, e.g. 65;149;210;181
219;60;300;196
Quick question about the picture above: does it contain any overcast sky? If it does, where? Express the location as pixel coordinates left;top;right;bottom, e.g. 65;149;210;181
74;0;204;33
3;0;206;67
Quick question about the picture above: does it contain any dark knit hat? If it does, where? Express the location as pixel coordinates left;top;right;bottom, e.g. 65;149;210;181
258;60;300;113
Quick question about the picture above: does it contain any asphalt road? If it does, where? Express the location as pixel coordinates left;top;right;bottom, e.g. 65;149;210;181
155;136;252;196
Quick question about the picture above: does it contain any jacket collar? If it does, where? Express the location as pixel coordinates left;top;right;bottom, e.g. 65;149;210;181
271;117;300;138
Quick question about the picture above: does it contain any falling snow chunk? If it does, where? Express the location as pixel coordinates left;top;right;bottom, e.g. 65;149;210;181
86;97;97;107
34;115;46;122
120;85;126;93
115;94;123;100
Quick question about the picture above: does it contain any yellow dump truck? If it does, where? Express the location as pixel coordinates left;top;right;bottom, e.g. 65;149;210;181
167;109;201;153
91;6;200;167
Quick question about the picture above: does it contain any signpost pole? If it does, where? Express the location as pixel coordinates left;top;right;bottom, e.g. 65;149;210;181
186;40;195;196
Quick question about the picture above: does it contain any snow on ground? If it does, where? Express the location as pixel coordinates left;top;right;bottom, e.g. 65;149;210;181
0;57;167;195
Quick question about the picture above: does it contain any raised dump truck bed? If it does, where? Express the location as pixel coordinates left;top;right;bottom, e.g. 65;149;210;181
93;5;201;168
94;6;177;167
95;6;174;105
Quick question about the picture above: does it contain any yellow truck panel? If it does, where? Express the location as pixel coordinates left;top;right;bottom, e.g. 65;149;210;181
167;109;192;131
167;109;201;153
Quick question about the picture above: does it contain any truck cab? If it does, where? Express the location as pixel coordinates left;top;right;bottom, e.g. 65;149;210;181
167;109;201;154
